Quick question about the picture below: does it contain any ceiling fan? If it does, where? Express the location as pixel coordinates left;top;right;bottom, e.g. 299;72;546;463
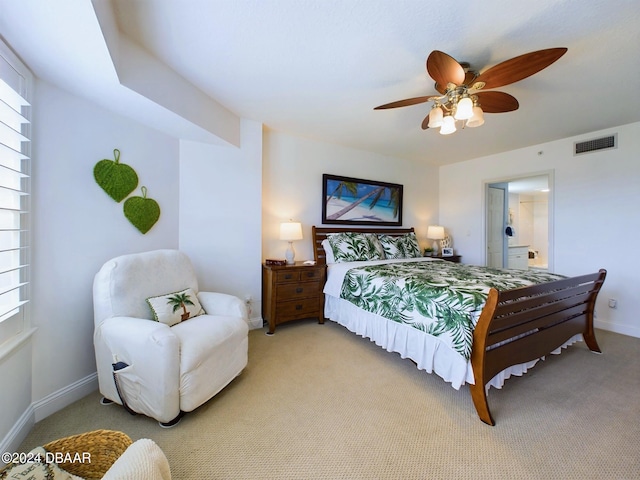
374;48;567;135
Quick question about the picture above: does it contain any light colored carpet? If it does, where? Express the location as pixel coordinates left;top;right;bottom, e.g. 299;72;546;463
18;321;640;479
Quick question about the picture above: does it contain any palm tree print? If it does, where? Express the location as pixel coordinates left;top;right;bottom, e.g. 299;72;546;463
167;291;196;321
326;181;400;221
339;260;566;359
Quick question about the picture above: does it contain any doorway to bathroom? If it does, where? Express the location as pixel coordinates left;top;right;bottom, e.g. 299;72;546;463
485;173;553;271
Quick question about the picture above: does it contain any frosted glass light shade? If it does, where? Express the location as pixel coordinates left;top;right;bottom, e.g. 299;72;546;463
428;106;443;128
454;96;473;120
279;222;303;241
439;115;456;135
467;106;485;127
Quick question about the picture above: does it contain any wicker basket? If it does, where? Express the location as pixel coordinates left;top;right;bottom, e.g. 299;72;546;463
42;429;133;479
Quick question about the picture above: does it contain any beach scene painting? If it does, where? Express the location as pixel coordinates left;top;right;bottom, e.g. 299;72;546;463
322;174;403;226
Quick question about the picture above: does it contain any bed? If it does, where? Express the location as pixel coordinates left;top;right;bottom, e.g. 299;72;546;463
312;226;606;425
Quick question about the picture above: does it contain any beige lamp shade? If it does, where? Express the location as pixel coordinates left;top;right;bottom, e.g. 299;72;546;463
279;222;303;241
427;225;445;240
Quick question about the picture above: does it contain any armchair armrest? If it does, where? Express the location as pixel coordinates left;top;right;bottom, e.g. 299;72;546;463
197;292;248;319
94;316;181;422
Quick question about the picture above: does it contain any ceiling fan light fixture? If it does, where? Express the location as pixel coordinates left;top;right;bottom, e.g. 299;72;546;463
440;115;456;135
374;48;567;136
454;95;473;120
428;105;444;128
466;106;484;128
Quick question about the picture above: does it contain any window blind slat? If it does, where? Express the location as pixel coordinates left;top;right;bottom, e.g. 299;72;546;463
0;119;29;144
0;78;30;108
0;97;29;126
0;300;28;321
0;281;27;296
0;263;28;276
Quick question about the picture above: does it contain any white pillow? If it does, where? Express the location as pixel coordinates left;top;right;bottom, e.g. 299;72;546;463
146;288;205;326
321;239;336;264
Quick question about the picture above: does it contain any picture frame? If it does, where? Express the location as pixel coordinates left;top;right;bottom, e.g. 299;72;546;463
322;174;403;226
441;247;454;256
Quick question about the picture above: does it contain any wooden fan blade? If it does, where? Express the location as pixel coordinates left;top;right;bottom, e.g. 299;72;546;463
471;48;567;90
421;115;430;130
474;91;519;113
427;51;466;89
374;96;434;110
463;70;477;86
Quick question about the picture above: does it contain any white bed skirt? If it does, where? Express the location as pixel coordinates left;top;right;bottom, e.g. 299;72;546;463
324;295;582;391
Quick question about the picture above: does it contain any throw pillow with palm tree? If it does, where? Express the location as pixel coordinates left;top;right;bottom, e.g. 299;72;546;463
146;288;205;326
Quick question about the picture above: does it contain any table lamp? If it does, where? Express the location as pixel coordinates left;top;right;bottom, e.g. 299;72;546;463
280;221;303;264
427;225;445;256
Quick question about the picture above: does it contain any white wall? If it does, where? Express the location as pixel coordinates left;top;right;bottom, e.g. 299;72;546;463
262;131;440;261
29;81;181;405
179;120;263;327
440;122;640;338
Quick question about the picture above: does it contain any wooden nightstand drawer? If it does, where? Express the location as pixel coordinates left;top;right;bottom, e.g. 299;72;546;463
275;270;301;283
276;298;321;320
277;281;321;301
275;268;322;283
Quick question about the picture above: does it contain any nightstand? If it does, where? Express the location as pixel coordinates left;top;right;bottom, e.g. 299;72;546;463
431;255;462;263
262;262;326;334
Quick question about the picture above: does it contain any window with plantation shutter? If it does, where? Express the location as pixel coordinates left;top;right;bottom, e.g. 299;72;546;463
0;39;32;348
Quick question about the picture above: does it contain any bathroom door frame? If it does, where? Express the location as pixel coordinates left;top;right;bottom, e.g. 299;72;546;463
483;170;555;271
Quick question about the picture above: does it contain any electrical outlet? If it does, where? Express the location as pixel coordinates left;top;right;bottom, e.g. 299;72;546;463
608;298;617;309
244;294;253;316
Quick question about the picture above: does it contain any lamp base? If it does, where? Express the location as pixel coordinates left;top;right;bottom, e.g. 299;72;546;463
285;242;295;265
432;240;439;256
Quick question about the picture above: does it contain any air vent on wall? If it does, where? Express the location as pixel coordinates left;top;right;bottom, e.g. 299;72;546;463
574;134;617;155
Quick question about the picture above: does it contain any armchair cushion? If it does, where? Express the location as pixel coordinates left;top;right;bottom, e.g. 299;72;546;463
146;288;205;326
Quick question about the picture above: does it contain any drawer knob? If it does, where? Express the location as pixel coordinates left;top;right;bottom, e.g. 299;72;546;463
296;287;303;293
295;304;302;310
284;274;293;279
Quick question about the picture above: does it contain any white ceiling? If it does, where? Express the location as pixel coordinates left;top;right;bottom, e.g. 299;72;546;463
2;0;640;166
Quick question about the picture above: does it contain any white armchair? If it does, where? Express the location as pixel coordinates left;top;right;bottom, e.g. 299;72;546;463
93;249;248;426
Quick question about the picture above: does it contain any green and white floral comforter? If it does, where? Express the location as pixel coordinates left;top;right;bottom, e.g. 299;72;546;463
326;259;565;360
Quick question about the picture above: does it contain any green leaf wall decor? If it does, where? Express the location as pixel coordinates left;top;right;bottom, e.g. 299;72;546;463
94;149;139;202
124;186;161;234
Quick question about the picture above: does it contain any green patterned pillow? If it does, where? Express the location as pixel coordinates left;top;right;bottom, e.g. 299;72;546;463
146;288;205;326
326;232;384;263
378;233;422;259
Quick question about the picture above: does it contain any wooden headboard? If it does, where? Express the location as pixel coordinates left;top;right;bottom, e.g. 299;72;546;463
312;226;415;265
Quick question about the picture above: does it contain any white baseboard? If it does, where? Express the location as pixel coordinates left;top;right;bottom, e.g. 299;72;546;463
248;316;264;330
33;373;98;422
0;404;35;466
0;372;98;463
595;320;640;338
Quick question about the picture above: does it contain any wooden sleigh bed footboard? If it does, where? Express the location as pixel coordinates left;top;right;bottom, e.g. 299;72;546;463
470;269;607;425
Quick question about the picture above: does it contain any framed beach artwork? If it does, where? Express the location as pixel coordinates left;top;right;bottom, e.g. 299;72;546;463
322;174;403;226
